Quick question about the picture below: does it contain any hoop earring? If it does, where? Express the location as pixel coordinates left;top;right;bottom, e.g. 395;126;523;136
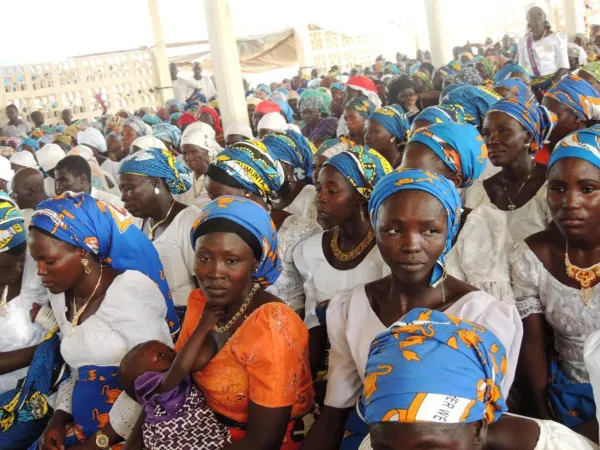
154;187;160;195
81;258;92;275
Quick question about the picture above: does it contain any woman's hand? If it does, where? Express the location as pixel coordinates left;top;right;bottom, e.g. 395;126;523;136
41;414;69;450
198;305;226;331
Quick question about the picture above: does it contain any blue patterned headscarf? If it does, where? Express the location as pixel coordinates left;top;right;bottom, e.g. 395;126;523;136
493;63;531;84
119;148;192;194
548;125;600;171
273;100;294;123
442;86;503;127
324;146;393;199
345;95;376;119
487;97;557;153
0;193;26;253
123;116;149;137
362;308;507;425
407;123;488;187
369;169;462;286
494;79;528;99
213;139;285;197
545;74;600;121
262;130;317;182
31;192;178;334
18;138;40;152
152;123;182;148
413;105;467;126
368;105;410;144
142;114;162;126
190;196;281;288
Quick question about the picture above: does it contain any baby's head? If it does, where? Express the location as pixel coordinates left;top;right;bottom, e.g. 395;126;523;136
118;340;176;399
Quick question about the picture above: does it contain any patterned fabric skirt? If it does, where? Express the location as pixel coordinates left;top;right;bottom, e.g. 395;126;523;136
143;384;231;450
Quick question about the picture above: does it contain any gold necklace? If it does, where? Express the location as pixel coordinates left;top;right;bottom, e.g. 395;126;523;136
330;226;375;262
214;283;260;333
0;285;8;317
148;201;175;240
70;265;104;336
565;243;600;306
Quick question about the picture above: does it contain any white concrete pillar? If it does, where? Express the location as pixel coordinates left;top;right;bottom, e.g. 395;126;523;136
424;0;454;67
147;0;174;104
563;0;586;38
203;0;249;129
294;26;314;77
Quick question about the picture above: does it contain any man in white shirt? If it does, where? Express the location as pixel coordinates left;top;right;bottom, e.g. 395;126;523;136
170;63;217;104
192;62;217;100
517;6;569;83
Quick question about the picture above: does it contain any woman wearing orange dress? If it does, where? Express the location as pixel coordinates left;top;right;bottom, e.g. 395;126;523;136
175;195;314;450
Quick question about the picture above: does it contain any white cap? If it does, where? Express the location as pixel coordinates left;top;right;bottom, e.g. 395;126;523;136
77;128;107;153
225;123;254;139
131;135;167;152
181;121;216;142
0;156;14;182
37;144;65;172
10;151;39;169
258;112;287;132
180;131;221;159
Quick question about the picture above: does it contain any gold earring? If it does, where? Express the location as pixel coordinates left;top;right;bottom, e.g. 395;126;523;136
81;258;92;275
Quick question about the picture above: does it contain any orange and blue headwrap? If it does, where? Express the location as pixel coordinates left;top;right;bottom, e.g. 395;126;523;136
408;123;488;187
345;95;376;119
494;78;528;99
441;86;502;127
369;169;462;286
190;196;281;288
493;63;531;84
323;146;392;200
368;105;410;144
548;125;600;171
31;192;179;335
362;308;507;425
413;105;467;126
545;74;600;122
487;97;557;153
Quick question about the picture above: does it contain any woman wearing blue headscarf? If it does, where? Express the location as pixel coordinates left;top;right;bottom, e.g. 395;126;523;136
511;126;600;440
119;148;199;324
493;62;531;85
344;96;376;145
205;139;321;314
494;78;530;99
28;192;174;449
175;195;314;449
441;86;503;128
152;122;182;151
543;74;600;150
410;104;467;134
303;168;522;450
358;309;590;450
400;122;515;306
365;105;410;166
464;97;557;242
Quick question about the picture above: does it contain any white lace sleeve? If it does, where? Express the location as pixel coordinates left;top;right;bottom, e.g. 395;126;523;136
509;241;544;319
448;205;515;305
293;235;322;330
109;391;142;439
54;372;77;414
584;331;600;445
324;289;363;409
462;180;492;209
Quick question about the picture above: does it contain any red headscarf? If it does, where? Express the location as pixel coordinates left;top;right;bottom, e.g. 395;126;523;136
255;100;281;114
177;112;196;129
196;106;223;135
347;75;377;93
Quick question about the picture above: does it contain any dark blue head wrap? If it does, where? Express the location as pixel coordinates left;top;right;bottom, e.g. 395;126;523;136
262;130;316;182
368;105;410;144
493;63;531;84
494;79;528;99
442;86;503;127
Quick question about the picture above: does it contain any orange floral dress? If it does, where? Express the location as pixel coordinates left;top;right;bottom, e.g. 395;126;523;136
175;289;315;449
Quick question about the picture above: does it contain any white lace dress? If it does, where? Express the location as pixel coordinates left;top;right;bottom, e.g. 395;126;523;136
358;413;599;450
510;241;600;383
324;286;523;410
266;215;321;312
293;233;391;329
284;184;319;222
446;205;515;305
463;180;551;243
0;254;49;394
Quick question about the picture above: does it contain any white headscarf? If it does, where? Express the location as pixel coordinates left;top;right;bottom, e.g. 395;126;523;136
258;112;287;132
181;121;217;142
224;123;254;139
0;156;14;182
130;135;167;152
180;131;220;160
37;144;65;172
77;128;107;153
10;151;39;169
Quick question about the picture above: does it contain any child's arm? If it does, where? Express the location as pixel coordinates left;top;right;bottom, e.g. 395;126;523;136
190;335;217;372
159;306;224;393
122;410;145;450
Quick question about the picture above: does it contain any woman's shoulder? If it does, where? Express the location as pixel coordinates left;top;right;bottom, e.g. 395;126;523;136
280;214;321;238
105;270;164;305
173;205;203;227
463;180;492;209
245;301;307;336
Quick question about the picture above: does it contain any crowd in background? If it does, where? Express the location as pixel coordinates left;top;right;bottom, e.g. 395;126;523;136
4;5;600;450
